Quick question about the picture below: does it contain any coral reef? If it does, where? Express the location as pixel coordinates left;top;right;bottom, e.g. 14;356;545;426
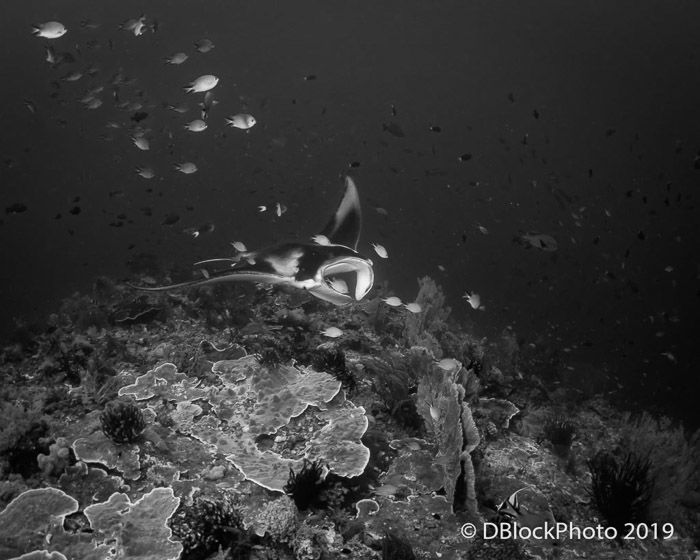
543;415;577;457
100;399;147;444
284;459;328;511
36;437;72;477
381;531;417;559
0;276;698;559
589;450;655;535
169;492;245;560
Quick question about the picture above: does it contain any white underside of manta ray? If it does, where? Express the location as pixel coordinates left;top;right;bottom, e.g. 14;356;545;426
132;176;374;305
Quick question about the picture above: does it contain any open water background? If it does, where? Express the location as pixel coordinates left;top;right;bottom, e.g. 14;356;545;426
1;0;699;428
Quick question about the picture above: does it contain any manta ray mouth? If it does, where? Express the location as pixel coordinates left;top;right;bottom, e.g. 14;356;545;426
320;257;374;301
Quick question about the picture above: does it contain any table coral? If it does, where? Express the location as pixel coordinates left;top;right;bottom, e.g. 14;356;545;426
182;356;370;492
118;362;208;402
0;488;78;558
84;487;181;559
73;429;142;480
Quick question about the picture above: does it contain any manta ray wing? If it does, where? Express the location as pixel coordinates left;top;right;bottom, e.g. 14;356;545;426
131;175;373;303
318;176;362;250
130;270;293;292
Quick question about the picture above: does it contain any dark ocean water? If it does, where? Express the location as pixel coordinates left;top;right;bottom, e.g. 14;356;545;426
1;1;699;428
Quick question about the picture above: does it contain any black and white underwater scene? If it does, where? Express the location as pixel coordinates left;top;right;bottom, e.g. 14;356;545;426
2;1;700;559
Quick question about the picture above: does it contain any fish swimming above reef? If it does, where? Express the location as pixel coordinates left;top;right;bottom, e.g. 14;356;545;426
132;176;375;305
515;231;558;252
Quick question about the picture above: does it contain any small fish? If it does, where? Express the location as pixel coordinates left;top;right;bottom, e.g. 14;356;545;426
660;351;676;363
24;99;36;114
257;205;267;212
61;71;83;82
45;46;56;64
161;213;179;225
382;296;403;307
122;15;147;36
664;265;674;273
132;136;150;151
174;162;197;174
131;111;149;123
275;202;287;217
476;224;489;235
184;119;207;132
404;302;422;314
463;292;481;310
83;85;104;99
311;234;331;245
184;223;215;238
328;278;349;294
518;232;558;252
199;91;218;120
225;113;256;130
80;19;100;30
184;74;219;94
497;488;527;519
231;241;247;252
84;98;102;110
166;103;189;114
321;326;343;338
436;358;461;371
371;243;388;258
135;166;155;179
374;207;388;216
32;22;67;39
164;52;188;65
382;122;405;137
195;38;215;53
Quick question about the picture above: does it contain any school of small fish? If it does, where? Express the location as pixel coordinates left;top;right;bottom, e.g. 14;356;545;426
27;11;472;329
29;15;257;199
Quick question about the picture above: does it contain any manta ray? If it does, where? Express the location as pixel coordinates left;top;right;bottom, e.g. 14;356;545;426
133;176;374;305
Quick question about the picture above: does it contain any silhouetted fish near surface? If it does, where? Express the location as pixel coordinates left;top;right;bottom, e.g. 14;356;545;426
131;111;148;123
161;214;180;226
515;232;558;252
5;203;28;214
382;122;405;137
